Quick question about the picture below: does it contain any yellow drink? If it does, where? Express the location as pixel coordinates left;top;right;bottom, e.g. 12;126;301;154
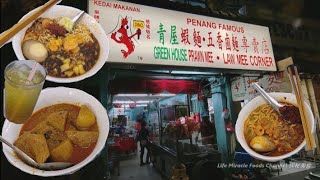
4;60;46;124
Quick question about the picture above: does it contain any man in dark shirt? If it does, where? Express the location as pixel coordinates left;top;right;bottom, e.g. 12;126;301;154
138;121;150;166
199;115;216;145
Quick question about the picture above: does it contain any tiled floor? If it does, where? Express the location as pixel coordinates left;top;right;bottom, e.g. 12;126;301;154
269;159;318;180
111;150;164;180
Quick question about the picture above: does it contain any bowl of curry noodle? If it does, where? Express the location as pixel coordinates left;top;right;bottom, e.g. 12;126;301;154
235;92;315;162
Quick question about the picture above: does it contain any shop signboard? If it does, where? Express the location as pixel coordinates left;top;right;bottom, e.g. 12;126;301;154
88;0;276;71
231;71;292;101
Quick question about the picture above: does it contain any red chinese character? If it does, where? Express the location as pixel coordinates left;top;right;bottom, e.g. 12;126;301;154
147;35;151;39
193;29;202;48
267;74;275;86
217;32;223;50
94;15;99;19
146;24;150;29
247;78;251;88
262;39;270;54
241;36;249;53
252;37;259;54
181;28;190;45
234;82;240;92
207;32;215;47
146;29;150;34
95;10;99;14
274;72;283;80
146;19;150;24
232;35;239;52
225;33;231;51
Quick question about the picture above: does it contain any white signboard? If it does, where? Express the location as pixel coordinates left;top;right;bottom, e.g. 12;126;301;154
89;0;276;71
231;71;292;101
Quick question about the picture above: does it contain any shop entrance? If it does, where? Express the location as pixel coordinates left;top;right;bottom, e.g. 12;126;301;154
106;65;234;180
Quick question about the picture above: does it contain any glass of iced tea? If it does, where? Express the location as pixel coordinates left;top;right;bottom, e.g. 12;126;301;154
4;60;47;124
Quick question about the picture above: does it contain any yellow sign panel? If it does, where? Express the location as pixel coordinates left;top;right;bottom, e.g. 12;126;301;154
133;20;145;29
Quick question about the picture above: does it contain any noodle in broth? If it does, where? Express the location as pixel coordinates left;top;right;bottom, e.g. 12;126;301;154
244;103;304;156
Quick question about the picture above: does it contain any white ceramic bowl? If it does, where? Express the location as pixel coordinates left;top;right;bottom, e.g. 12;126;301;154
12;5;109;83
235;92;315;162
2;87;109;176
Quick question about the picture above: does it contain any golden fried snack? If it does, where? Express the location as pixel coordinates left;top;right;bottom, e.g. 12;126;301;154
66;130;98;148
50;139;73;162
14;133;50;163
46;111;68;132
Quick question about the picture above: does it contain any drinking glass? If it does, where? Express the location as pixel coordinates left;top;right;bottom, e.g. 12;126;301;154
4;60;47;124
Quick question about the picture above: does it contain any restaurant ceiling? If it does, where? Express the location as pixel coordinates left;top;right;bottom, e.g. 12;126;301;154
112;93;176;105
108;63;265;80
170;0;320;21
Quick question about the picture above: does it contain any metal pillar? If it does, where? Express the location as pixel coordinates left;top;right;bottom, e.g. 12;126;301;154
225;76;238;158
208;76;237;164
209;77;229;163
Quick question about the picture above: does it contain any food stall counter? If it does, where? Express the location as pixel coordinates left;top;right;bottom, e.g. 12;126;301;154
149;141;222;180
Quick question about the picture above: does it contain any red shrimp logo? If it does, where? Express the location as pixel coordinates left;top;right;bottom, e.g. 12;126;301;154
111;16;141;59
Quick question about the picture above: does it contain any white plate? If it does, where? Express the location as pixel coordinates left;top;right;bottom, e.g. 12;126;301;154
2;87;109;176
12;5;109;83
235;92;315;162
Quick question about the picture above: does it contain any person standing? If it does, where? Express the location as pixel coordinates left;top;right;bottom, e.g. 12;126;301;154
138;121;150;166
199;115;216;145
135;119;142;132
